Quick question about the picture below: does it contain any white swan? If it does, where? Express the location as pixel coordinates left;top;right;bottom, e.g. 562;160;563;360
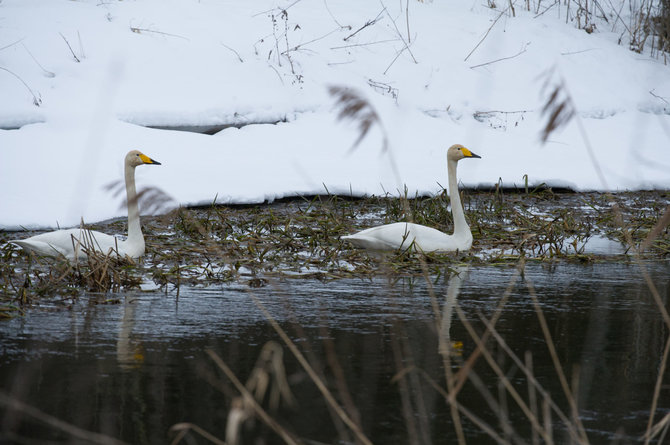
10;150;161;261
342;144;481;253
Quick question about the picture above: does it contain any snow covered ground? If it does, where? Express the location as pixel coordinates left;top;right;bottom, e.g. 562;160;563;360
1;0;669;230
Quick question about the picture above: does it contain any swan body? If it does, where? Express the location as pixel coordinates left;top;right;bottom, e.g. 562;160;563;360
342;144;480;253
10;150;161;261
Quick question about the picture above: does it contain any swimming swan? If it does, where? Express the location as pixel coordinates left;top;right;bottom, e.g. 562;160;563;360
342;144;481;253
10;150;161;261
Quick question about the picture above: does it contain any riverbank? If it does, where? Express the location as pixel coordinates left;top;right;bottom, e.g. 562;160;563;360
1;190;668;312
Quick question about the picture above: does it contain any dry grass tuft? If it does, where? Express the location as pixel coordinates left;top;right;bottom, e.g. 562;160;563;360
329;85;386;151
539;69;576;143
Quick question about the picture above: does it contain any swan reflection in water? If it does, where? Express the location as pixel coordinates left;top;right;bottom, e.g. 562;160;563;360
116;297;144;370
439;266;468;358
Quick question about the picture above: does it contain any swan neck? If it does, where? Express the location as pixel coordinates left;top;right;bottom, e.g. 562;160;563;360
448;159;468;233
125;163;143;244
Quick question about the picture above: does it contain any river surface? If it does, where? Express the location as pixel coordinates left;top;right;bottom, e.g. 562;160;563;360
1;261;669;444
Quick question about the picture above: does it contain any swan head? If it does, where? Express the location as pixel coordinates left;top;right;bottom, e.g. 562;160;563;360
447;144;481;162
126;150;162;168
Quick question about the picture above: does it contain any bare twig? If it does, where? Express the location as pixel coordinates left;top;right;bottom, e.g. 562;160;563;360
22;43;55;77
0;38;24;52
204;349;301;445
474;109;530;115
649;89;670;105
560;48;597;55
323;0;350;29
59;32;81;62
646;412;670;443
390;324;423;445
525;276;590;443
451;263;522;397
382;1;418;64
169;422;227;445
465;7;509;62
534;0;559;18
405;0;411;43
644;335;670;444
129;26;189;41
280;10;296;75
526;351;540;445
0;66;42;106
383;45;409;74
331;38;400;50
478;308;588;444
77;31;85;60
282;27;341;55
221;42;244;62
252;0;303;18
0;392;129;445
344;8;385;41
268;64;285;84
367;79;399;100
414;368;509;445
455;304;556;444
247;294;374;445
470;42;530;69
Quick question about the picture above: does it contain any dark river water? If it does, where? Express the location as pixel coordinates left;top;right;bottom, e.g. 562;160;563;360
1;261;669;444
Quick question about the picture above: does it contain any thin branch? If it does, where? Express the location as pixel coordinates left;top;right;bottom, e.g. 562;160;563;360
417;368;511;445
252;0;303;18
268;64;284;85
0;66;42;106
477;309;588;444
383;45;409;74
205;349;301;445
129;26;189;41
451;263;522;397
59;32;81;62
247;294;373;445
644;335;670;444
649;89;670;105
344;8;385;41
382;1;417;64
323;0;350;29
525;276;590;443
169;422;227;445
470;42;530;69
560;48;597;56
22;43;55;77
77;31;86;60
465;7;509;62
220;42;244;62
331;38;400;50
282;27;341;55
454;304;556;444
534;0;559;18
405;0;411;44
473;109;531;116
0;38;24;52
0;392;129;445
